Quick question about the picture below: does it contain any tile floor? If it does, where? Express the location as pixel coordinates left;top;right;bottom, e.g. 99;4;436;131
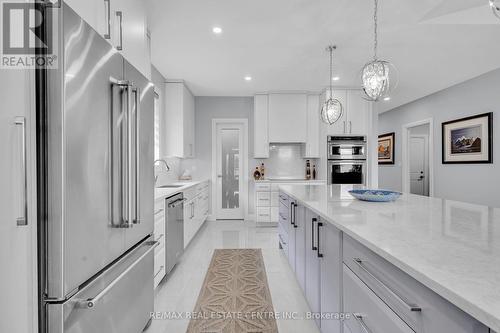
145;220;320;333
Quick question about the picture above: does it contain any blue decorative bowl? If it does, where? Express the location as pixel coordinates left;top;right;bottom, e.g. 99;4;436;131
348;189;402;202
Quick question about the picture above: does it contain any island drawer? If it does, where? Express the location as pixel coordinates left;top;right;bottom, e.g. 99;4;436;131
256;207;271;222
256;191;271;206
279;192;290;208
343;234;489;333
343;264;415;333
255;183;271;192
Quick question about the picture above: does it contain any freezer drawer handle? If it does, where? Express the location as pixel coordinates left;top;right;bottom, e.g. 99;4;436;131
353;314;373;333
80;241;158;309
14;116;28;226
353;258;422;312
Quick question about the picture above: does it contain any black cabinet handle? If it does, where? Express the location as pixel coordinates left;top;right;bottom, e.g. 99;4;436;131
293;203;296;226
311;218;317;251
317;221;324;258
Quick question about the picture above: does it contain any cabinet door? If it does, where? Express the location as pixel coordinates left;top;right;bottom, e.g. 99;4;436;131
65;0;107;37
287;202;297;272
183;200;193;248
304;209;321;327
323;90;347;135
294;204;307;291
183;85;195;158
305;94;320;158
0;68;37;333
319;222;342;333
268;94;307;143
112;0;150;79
254;95;269;158
347;90;368;135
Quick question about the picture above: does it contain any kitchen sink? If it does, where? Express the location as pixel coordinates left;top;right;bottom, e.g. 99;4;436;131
156;185;184;189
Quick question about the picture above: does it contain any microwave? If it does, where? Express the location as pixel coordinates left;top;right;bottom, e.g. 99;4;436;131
327;135;367;160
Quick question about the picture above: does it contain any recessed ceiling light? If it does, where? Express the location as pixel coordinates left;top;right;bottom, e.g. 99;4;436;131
244;76;252;81
212;27;222;34
383;96;391;101
332;76;340;81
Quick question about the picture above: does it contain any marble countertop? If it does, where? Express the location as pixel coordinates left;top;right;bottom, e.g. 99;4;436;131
154;180;208;203
279;184;500;331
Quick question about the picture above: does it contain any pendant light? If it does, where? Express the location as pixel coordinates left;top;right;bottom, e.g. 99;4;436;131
361;0;394;101
490;0;500;19
321;45;343;125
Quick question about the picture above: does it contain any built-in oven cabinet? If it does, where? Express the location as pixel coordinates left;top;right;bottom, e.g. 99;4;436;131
323;90;369;135
343;234;489;333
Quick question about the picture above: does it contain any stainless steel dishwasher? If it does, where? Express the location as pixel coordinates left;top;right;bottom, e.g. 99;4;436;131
165;193;185;274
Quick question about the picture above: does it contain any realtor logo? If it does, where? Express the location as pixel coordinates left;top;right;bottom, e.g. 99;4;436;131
1;0;59;69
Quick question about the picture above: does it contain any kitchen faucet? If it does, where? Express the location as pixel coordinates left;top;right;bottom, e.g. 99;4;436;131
154;159;171;184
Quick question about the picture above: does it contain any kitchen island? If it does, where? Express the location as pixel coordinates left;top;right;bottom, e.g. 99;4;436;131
279;184;499;332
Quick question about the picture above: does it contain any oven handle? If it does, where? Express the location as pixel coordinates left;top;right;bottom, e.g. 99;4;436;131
328;161;366;165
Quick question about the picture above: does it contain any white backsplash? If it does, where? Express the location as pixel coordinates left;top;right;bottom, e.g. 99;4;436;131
257;144;319;179
155;156;182;185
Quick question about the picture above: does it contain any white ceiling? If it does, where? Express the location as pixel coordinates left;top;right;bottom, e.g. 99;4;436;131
146;0;500;112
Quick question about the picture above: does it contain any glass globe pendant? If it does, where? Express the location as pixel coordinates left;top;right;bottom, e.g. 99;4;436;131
321;45;343;125
361;0;394;101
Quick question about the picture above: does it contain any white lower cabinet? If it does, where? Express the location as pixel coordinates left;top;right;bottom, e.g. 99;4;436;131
153;201;166;288
183;181;209;248
282;190;491;333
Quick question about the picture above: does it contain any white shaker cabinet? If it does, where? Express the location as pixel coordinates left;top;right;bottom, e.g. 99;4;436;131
346;90;369;135
305;94;321;158
268;94;307;143
254;94;269;158
164;81;195;158
65;0;151;79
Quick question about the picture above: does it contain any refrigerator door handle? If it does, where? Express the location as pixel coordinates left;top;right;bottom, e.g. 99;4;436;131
111;78;132;228
14;116;28;226
78;240;158;309
133;87;140;224
127;84;134;227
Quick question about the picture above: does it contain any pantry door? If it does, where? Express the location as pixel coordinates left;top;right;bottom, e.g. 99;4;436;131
213;120;247;220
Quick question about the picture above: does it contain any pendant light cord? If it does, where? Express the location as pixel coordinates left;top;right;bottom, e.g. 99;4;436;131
329;46;333;97
373;0;378;60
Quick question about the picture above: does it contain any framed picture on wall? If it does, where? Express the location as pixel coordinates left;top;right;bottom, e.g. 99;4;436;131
442;112;493;164
378;132;395;165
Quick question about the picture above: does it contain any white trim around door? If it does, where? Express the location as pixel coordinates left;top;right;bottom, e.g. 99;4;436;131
402;118;434;196
211;119;249;220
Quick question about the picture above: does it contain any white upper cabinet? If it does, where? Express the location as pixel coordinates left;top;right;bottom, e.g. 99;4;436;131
65;0;151;79
305;94;320;158
323;89;368;135
347;90;369;135
254;94;269;158
268;94;307;143
164;82;195;158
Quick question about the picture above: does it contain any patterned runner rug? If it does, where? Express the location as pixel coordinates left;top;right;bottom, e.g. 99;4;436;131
186;249;279;333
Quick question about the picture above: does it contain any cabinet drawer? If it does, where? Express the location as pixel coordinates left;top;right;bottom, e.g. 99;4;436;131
279;192;290;207
343;235;489;333
271;191;279;207
256;191;271;206
183;187;197;200
154;229;165;254
255;183;271;192
256;207;271;222
343;264;415;333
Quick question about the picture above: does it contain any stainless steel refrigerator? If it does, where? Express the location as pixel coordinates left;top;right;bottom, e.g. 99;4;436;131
40;4;156;333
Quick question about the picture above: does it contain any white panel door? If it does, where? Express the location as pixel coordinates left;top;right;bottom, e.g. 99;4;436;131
0;71;37;333
216;123;244;219
409;136;428;196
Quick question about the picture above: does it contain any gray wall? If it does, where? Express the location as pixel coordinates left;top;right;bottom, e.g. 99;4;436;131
379;68;500;207
181;97;258;216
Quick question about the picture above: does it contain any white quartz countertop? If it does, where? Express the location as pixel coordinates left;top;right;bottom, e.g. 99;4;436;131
279;184;500;331
154;180;208;203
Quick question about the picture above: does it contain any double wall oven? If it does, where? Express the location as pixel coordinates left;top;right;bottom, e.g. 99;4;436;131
327;136;367;185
